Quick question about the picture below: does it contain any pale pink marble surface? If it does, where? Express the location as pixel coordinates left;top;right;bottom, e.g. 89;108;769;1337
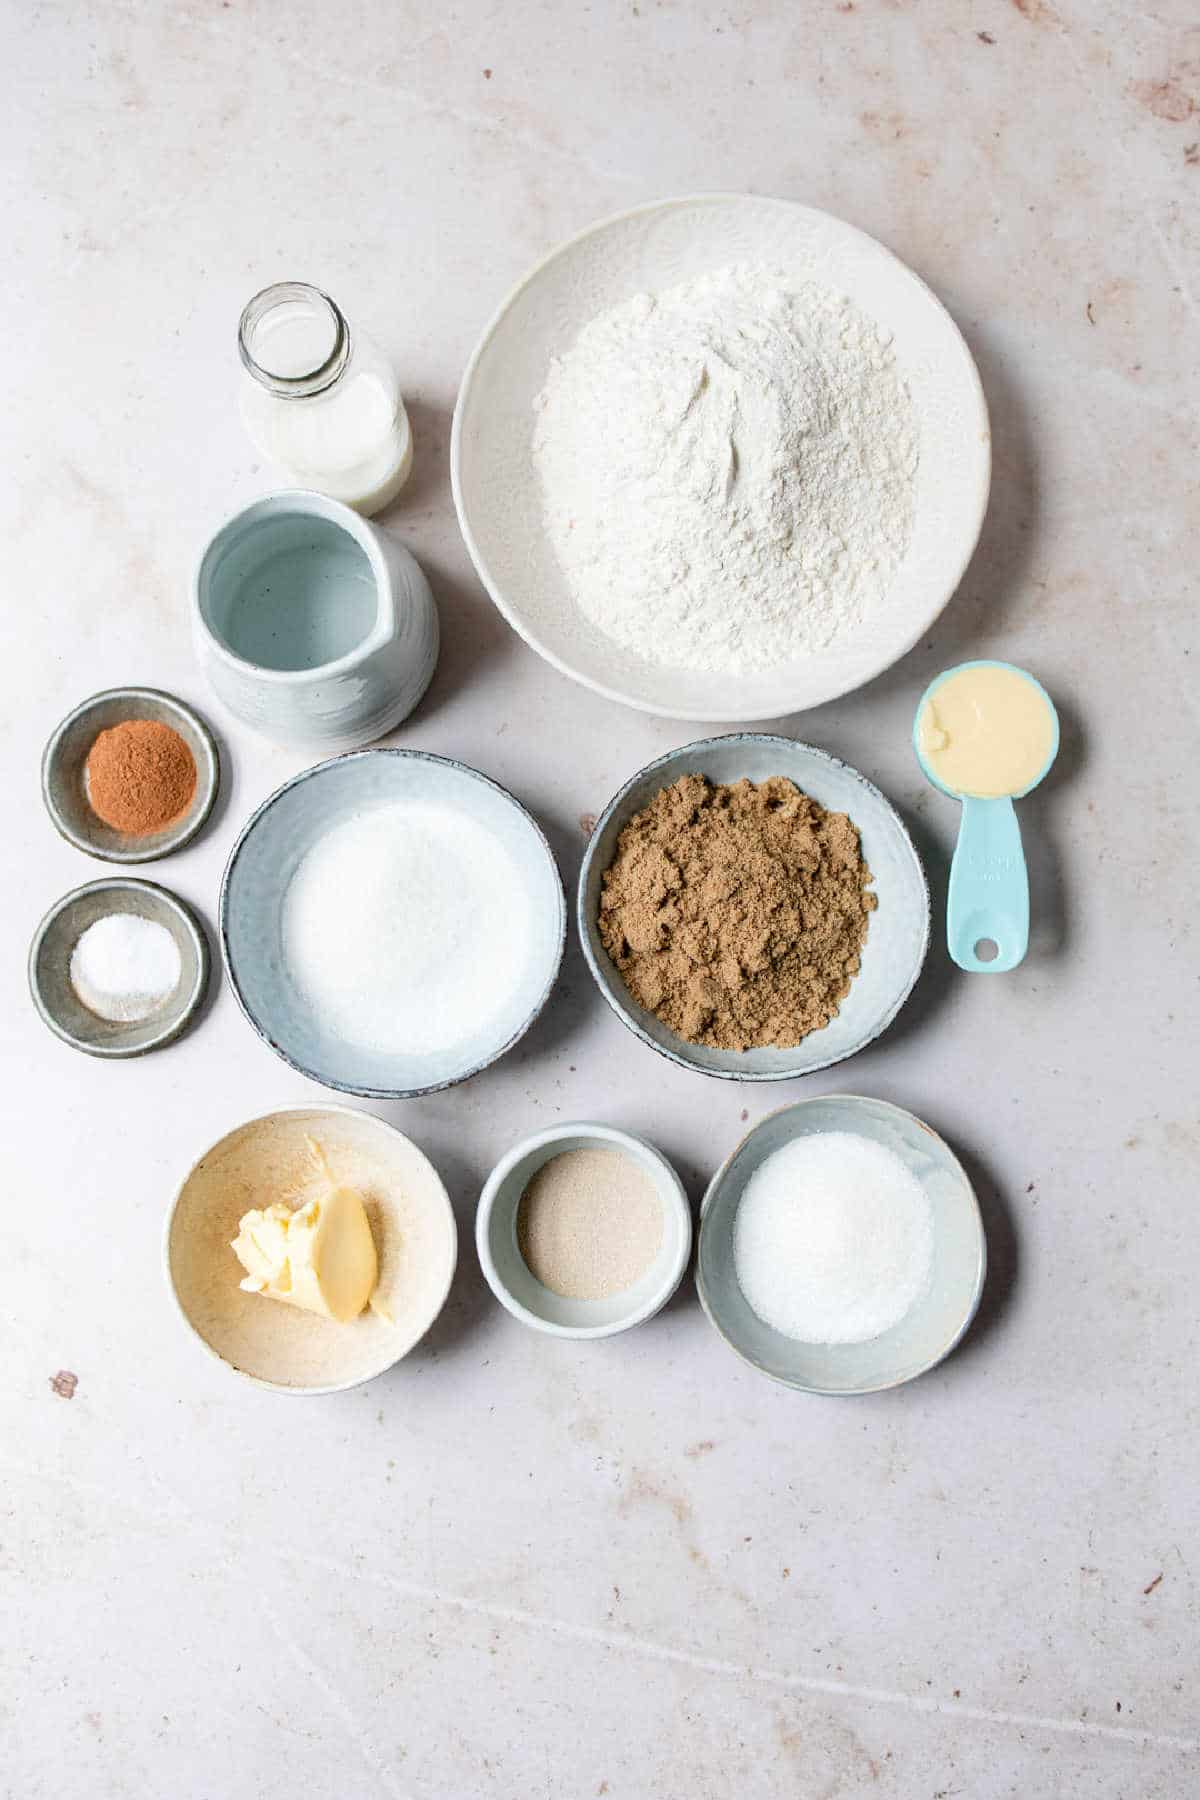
3;3;1198;1796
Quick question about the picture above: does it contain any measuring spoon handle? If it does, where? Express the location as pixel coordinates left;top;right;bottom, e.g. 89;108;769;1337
947;796;1029;973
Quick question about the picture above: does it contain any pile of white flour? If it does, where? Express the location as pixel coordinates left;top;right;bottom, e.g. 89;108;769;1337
532;264;918;673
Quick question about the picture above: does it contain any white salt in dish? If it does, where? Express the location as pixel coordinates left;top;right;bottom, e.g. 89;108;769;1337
70;912;182;1023
220;750;565;1098
697;1096;985;1394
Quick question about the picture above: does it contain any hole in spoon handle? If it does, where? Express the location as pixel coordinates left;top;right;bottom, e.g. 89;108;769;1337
946;795;1029;973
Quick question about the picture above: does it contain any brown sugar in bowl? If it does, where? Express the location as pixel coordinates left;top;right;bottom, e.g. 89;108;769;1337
42;687;220;864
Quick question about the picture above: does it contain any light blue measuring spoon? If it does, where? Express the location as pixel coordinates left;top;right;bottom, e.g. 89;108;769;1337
913;660;1059;974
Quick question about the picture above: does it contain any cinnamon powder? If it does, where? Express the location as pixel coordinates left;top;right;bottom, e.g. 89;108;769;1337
597;773;876;1052
85;719;197;837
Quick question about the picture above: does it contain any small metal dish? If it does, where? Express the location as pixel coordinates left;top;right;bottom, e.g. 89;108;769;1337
42;687;220;863
29;878;211;1058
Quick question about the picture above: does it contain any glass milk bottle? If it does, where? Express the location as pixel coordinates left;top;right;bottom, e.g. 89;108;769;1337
237;282;413;516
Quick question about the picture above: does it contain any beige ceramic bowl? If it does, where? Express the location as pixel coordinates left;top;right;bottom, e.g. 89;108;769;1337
164;1106;457;1394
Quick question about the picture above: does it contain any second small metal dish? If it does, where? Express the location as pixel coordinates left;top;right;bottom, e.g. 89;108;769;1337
29;878;211;1058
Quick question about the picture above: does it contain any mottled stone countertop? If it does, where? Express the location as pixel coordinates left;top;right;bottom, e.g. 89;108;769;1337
4;3;1197;1795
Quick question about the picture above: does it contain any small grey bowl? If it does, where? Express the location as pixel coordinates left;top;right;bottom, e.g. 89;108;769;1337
476;1121;693;1338
29;878;211;1058
221;749;566;1098
578;735;930;1082
42;687;220;863
696;1095;986;1394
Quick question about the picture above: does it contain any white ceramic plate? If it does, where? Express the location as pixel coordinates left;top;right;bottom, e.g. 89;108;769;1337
452;193;990;721
578;736;929;1081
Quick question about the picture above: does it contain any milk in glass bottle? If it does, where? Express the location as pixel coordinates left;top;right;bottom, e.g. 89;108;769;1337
238;282;412;515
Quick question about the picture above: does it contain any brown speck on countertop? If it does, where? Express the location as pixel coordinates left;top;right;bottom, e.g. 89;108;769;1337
482;67;492;79
1116;1700;1122;1712
1086;301;1096;325
782;1567;790;1578
1143;1571;1164;1595
1026;1181;1035;1192
1185;142;1200;163
953;1688;961;1698
50;1370;78;1399
978;30;995;43
684;1439;715;1458
579;812;597;836
1132;78;1195;123
740;1108;749;1121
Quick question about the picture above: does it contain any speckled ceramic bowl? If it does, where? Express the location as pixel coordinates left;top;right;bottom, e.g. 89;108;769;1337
29;878;211;1058
476;1121;693;1339
41;687;220;863
696;1095;986;1394
578;736;929;1082
221;749;566;1098
165;1105;457;1394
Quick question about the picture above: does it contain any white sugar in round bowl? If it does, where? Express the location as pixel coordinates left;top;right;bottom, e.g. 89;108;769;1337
452;193;990;720
165;1106;457;1394
221;750;565;1097
697;1096;986;1395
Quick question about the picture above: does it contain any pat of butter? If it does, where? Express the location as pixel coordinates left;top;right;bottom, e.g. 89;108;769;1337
232;1184;379;1324
918;664;1055;800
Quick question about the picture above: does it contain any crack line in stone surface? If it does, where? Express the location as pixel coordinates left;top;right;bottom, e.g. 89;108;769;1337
278;1543;1200;1756
259;1592;414;1800
5;1458;1197;1754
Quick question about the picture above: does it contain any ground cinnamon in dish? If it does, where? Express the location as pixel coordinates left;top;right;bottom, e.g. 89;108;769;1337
85;720;197;836
598;773;875;1051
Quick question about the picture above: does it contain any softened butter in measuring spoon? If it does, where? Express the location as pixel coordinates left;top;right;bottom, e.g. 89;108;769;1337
917;662;1057;800
914;661;1059;974
238;282;413;516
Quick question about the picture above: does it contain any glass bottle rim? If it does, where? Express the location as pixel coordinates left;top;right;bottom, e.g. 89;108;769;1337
238;282;351;398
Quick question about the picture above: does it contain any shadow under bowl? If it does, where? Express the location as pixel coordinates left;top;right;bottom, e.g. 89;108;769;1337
697;1094;986;1394
578;735;930;1081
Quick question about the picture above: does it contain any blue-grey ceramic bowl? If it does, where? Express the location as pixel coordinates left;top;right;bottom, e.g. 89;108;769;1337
578;736;929;1081
221;750;565;1097
696;1095;986;1394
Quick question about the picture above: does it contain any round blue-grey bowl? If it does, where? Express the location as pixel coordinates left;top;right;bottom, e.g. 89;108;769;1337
220;749;566;1098
578;735;929;1082
696;1094;986;1394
